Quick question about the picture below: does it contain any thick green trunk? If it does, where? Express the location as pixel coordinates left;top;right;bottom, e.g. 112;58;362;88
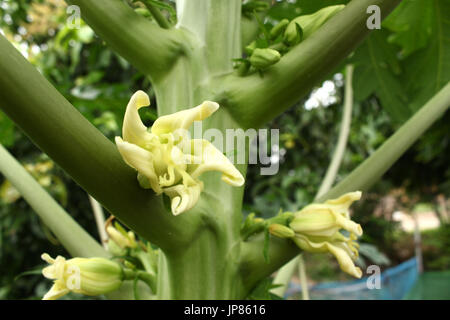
154;0;246;299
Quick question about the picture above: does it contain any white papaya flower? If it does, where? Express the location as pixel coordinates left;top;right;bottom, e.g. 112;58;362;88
41;254;123;300
289;191;364;278
115;91;244;216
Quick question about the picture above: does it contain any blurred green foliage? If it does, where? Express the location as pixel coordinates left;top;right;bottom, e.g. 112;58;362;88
0;0;448;299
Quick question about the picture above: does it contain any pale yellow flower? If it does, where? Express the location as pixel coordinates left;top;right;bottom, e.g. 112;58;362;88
106;225;137;250
289;191;363;278
115;91;244;216
41;253;123;300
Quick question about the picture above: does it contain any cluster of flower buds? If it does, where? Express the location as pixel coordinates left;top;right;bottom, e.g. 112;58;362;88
269;191;364;278
238;5;345;75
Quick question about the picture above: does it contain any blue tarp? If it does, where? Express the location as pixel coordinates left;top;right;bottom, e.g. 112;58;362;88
286;258;419;300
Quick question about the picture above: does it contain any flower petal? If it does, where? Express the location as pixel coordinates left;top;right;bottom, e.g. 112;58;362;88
115;137;162;193
122;90;152;147
43;280;70;300
324;191;362;217
151;101;219;135
163;183;203;216
188;139;245;187
326;243;363;278
290;208;340;238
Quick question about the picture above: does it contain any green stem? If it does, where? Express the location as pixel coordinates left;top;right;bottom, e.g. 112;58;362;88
242;82;450;295
142;0;171;29
316;64;354;198
66;0;184;80
0;144;107;258
137;271;157;293
222;0;401;129
88;194;108;249
153;0;248;299
0;34;200;251
298;255;309;300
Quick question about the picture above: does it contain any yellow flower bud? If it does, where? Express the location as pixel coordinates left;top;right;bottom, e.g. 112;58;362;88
106;225;137;249
269;223;295;239
115;91;244;216
249;48;281;70
41;253;124;300
289;191;363;278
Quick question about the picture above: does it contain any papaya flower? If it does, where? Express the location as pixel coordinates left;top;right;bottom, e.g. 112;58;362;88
271;192;363;278
115;91;244;216
41;254;124;300
106;225;137;249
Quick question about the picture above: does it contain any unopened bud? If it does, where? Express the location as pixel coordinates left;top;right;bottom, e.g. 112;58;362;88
245;41;257;56
41;254;124;300
134;8;151;18
269;224;295;238
270;19;289;40
284;5;345;46
249;48;281;69
284;22;303;46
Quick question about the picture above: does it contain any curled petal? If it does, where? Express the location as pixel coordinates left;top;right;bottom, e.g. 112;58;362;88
324;191;362;218
43;280;70;300
292;234;329;255
326;243;363;278
163;183;203;216
292;235;362;278
115;137;162;194
151;101;219;135
122;90;152;147
188;139;245;187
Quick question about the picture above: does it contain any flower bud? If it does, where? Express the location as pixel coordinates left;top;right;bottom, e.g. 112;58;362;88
269;224;295;238
107;238;127;256
283;22;303;46
242;1;270;16
270;19;289;40
284;5;345;45
134;8;151;18
249;48;281;70
245;41;257;56
41;254;124;300
106;225;137;249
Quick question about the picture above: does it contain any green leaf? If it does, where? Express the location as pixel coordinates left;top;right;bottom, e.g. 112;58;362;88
14;268;45;282
0;111;15;147
350;30;410;123
383;0;434;58
247;277;284;300
401;0;450;113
